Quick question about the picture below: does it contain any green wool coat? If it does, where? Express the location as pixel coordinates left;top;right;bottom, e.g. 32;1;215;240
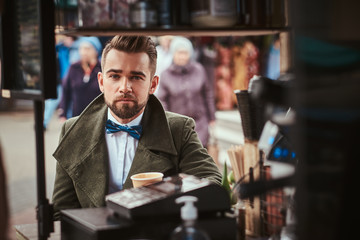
52;93;222;220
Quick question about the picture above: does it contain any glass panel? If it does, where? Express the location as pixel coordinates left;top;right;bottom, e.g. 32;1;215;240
16;0;41;92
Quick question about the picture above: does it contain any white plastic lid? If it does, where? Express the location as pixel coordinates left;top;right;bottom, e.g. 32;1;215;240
175;196;198;221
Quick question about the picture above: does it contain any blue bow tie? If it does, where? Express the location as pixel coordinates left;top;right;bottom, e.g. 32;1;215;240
106;119;142;140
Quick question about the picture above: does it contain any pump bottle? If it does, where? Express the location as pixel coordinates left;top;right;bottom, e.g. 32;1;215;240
170;196;211;240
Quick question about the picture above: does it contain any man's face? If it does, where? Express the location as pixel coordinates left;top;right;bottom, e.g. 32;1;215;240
98;49;158;124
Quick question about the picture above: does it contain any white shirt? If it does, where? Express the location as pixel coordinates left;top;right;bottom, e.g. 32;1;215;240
106;109;144;193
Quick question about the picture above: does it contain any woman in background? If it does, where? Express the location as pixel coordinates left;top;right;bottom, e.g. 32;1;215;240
157;37;216;148
59;37;102;120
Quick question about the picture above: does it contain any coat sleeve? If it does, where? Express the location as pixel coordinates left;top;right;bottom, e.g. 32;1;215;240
51;120;81;220
176;117;222;185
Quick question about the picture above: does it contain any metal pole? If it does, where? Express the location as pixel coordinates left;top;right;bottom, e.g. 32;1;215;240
34;100;53;240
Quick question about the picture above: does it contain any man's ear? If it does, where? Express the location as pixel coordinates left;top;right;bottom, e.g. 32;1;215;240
98;72;104;92
149;75;159;94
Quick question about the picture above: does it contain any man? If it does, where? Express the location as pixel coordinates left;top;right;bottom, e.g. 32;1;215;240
52;36;222;220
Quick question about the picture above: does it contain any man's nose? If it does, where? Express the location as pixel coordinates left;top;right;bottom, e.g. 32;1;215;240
119;77;131;92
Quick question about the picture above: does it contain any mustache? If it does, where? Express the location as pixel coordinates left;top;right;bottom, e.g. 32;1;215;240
116;93;137;101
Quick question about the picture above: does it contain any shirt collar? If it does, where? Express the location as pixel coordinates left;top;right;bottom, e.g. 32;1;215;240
107;109;144;127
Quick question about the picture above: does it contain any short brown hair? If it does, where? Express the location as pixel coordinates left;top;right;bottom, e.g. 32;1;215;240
101;36;157;76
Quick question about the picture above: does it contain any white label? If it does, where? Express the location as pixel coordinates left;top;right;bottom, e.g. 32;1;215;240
1;89;11;98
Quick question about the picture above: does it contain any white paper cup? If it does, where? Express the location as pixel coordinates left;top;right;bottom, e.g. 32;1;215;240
130;172;164;188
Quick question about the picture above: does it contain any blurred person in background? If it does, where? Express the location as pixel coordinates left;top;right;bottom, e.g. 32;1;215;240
154;35;174;95
59;37;102;120
157;36;216;148
264;34;281;80
43;35;77;130
214;38;235;110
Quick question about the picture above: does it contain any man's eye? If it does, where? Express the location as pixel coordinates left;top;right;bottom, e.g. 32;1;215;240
131;76;142;81
109;74;120;80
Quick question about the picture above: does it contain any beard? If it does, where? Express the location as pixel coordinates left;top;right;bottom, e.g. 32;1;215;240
106;93;148;120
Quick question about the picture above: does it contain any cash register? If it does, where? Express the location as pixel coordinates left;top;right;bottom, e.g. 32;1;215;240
60;174;237;240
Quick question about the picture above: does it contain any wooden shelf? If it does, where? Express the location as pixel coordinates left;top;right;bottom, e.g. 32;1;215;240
57;26;289;37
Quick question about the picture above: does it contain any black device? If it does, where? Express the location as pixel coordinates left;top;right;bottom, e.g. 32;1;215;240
234;74;297;200
61;207;237;240
61;174;236;240
106;174;231;220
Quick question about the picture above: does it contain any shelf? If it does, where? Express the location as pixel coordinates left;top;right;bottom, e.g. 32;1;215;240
57;26;289;37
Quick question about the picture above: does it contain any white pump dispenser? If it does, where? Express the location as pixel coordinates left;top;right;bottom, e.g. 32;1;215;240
176;196;198;222
170;196;211;240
